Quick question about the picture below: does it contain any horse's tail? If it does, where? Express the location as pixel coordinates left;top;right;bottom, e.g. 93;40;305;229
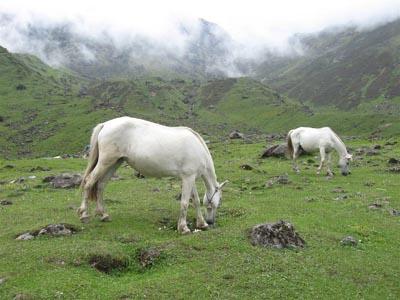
81;123;104;201
286;130;294;158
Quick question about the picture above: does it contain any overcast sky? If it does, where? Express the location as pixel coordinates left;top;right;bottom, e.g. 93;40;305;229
1;0;400;51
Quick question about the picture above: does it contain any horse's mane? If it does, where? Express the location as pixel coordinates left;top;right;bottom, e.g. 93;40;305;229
331;129;347;152
185;127;213;159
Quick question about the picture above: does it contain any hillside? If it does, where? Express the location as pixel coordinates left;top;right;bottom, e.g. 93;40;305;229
256;19;400;109
1;45;400;158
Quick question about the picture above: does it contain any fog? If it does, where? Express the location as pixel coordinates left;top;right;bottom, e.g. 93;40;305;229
1;0;399;76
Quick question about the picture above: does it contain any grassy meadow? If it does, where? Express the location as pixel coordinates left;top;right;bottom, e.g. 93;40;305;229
0;138;399;299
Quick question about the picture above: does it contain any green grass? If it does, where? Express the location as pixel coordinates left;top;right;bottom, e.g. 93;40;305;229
1;139;399;299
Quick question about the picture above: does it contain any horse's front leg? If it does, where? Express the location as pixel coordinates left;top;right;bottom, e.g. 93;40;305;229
177;176;195;234
78;188;91;223
317;147;326;175
95;181;111;222
192;185;208;230
326;152;333;177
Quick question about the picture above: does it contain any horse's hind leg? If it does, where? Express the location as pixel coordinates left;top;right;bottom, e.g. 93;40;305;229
177;175;195;234
95;159;123;222
78;158;119;223
192;184;208;230
292;144;301;173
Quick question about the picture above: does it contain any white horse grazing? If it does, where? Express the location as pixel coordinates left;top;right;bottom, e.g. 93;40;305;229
287;127;353;176
78;117;228;234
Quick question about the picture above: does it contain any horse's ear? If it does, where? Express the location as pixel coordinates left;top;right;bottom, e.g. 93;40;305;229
219;180;229;189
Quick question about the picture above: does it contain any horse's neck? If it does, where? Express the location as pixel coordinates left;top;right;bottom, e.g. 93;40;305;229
202;166;218;196
331;132;347;157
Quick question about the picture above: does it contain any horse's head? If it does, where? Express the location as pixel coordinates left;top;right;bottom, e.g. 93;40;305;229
204;180;229;225
339;154;353;176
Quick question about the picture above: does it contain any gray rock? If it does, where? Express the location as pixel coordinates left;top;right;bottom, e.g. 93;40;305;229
229;130;244;139
0;277;6;285
368;203;383;210
261;144;287;158
15;223;78;240
0;199;12;205
388;166;400;173
38;224;75;236
341;236;358;246
45;173;82;188
250;220;305;249
389;209;400;216
16;233;35;240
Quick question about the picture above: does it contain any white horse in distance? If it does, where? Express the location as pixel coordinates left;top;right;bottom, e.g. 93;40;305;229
78;117;227;234
287;127;352;176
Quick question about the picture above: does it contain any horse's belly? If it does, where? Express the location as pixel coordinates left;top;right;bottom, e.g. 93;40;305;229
126;156;182;178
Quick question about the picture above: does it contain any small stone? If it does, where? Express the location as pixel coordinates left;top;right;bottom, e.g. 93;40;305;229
0;199;12;205
16;233;35;240
368;203;383;210
366;149;379;156
388;158;400;164
334;194;348;201
13;293;33;300
373;144;382;150
388;166;400;173
0;277;6;285
389;209;400;216
240;164;253;170
341;236;358;246
331;187;345;193
229;130;244;139
276;174;290;184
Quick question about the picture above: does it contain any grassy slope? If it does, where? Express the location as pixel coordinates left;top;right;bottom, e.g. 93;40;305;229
0;138;399;299
1;46;400;159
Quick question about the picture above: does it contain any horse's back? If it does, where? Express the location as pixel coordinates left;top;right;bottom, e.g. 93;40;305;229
97;117;210;177
290;126;335;152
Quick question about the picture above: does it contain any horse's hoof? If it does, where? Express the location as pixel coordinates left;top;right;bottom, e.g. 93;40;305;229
80;215;90;223
100;214;111;222
76;207;84;216
197;222;209;230
178;227;191;235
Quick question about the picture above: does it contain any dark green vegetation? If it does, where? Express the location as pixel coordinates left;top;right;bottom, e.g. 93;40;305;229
0;139;399;299
256;19;400;109
1;41;400;159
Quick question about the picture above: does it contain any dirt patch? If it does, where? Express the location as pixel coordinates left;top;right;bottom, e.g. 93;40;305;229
88;254;129;274
137;247;161;269
249;220;305;249
240;164;253;170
